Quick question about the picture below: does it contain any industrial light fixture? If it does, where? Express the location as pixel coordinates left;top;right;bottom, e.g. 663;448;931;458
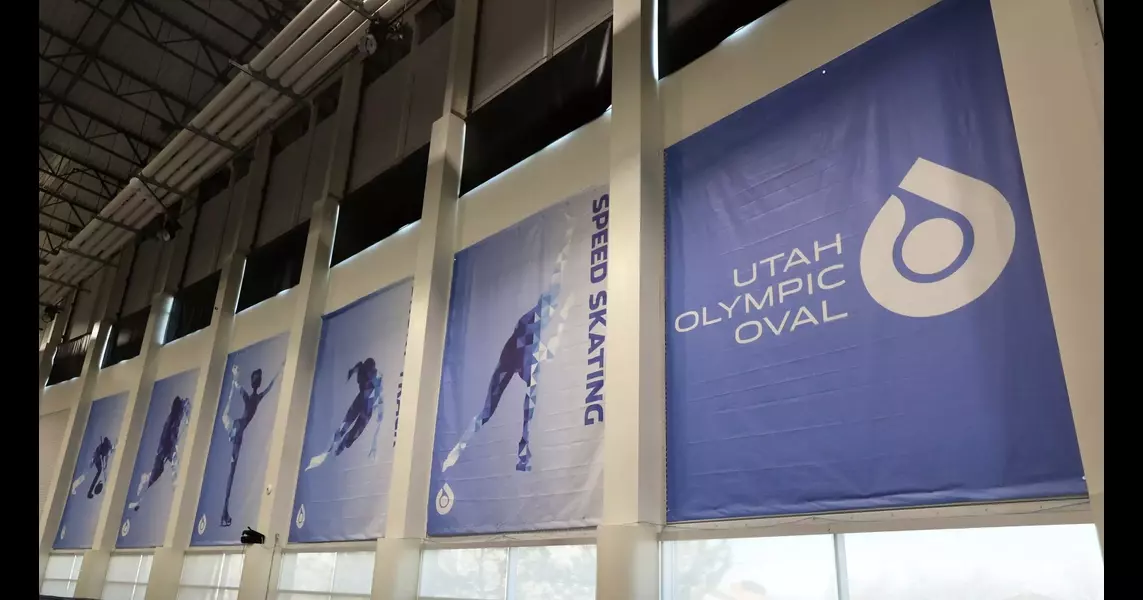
156;212;182;242
42;304;60;323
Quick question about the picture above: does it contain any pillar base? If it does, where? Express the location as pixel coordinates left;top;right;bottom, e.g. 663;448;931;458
596;522;661;600
144;547;187;600
74;549;110;598
372;537;423;600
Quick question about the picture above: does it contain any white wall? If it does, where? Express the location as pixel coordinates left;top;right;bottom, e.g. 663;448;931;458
326;224;421;314
39;409;70;517
231;287;297;351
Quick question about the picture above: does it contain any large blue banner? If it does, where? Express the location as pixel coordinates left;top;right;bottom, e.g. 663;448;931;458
56;392;127;549
117;369;198;548
664;0;1086;522
192;333;288;545
429;187;609;535
291;280;414;542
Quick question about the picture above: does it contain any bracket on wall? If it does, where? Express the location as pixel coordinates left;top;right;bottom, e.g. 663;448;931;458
336;0;381;23
229;60;310;106
184;124;242;153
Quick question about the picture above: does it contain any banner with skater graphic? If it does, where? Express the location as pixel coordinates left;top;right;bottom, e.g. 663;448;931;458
192;333;288;546
118;369;198;548
55;392;128;549
291;280;413;543
429;186;609;535
663;0;1086;523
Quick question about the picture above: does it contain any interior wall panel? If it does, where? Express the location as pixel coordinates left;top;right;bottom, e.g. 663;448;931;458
471;0;549;109
554;0;612;52
165;207;197;290
259;138;311;247
405;22;453;154
229;174;255;257
65;278;97;340
123;239;161;314
184;190;231;285
38;409;69;517
104;246;134;322
297;117;336;223
349;60;412;193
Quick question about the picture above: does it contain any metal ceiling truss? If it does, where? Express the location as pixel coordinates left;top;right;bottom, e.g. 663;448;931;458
36;0;324;307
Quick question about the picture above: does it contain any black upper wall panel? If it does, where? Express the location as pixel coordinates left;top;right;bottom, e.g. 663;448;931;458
659;0;789;78
332;144;429;266
460;18;613;195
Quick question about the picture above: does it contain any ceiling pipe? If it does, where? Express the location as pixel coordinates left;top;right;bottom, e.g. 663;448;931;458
41;0;400;299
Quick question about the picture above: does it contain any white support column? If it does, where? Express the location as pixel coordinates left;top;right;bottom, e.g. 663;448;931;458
74;246;179;598
373;3;478;598
146;134;274;600
38;262;121;587
39;291;76;401
990;0;1104;551
237;59;365;600
597;0;666;597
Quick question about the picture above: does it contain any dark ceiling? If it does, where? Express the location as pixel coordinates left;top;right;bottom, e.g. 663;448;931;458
38;0;310;308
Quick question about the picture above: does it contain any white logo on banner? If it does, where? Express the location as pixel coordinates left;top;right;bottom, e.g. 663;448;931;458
295;504;306;529
197;514;207;535
120;519;131;537
59;525;66;540
435;483;455;515
861;158;1015;317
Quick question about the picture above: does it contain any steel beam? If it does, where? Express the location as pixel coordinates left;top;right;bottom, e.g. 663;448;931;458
40;141;129;187
39;23;200;120
41;224;74;241
38;165;114;203
41;117;146;170
54;247;116;267
68;0;230;87
38;0;129;138
38;185;140;233
39;87;163;151
39;275;81;289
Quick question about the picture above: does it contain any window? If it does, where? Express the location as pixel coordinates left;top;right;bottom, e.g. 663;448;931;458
661;524;1104;600
843;525;1104;600
103;553;153;600
276;550;375;599
662;535;838;600
177;552;244;600
418;545;596;600
41;553;83;597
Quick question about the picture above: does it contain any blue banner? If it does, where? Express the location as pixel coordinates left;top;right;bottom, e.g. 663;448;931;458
291;280;414;543
117;369;198;548
664;0;1086;522
428;187;609;535
55;392;127;549
192;333;289;545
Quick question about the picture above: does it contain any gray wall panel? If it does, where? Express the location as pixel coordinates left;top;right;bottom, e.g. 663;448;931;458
349;59;411;193
471;0;548;109
405;22;453;154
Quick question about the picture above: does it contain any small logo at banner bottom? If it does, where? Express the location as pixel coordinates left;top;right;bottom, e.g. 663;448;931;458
861;158;1016;317
120;519;130;537
197;514;207;535
59;525;66;540
295;504;306;529
435;483;455;515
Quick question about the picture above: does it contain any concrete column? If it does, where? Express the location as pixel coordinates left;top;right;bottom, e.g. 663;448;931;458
373;3;478;598
39;291;76;401
145;135;273;600
237;60;365;600
597;0;667;597
990;0;1104;551
38;261;122;587
73;245;179;597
